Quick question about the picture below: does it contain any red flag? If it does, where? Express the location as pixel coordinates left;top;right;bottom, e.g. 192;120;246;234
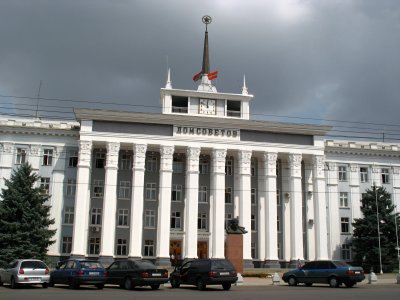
193;71;202;81
208;71;218;80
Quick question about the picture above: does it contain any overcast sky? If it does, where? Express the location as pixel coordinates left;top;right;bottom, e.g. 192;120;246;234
1;0;400;141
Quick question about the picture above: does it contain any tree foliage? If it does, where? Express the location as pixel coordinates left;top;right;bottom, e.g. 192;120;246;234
0;163;56;267
352;186;400;272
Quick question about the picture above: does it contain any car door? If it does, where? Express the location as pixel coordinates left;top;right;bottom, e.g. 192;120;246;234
315;261;332;283
107;261;120;285
3;261;18;283
186;260;201;284
60;260;75;284
179;261;192;284
299;261;318;284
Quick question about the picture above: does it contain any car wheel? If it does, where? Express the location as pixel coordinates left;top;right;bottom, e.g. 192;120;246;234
222;283;231;290
0;279;3;286
329;277;339;288
48;279;54;287
42;282;48;289
196;278;206;291
287;276;297;286
96;284;104;290
124;277;134;290
170;277;180;288
305;283;312;287
344;282;355;288
10;277;18;289
150;284;160;290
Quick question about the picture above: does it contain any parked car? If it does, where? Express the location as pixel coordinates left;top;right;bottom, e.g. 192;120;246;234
106;259;168;290
49;259;106;289
0;259;50;289
170;259;238;290
282;260;365;288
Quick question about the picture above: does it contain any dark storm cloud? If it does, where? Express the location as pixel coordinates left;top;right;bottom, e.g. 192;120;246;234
1;0;400;139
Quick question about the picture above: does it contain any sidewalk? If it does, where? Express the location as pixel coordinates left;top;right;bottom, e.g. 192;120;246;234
239;273;400;286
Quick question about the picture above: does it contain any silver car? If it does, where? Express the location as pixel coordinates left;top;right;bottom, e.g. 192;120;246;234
0;259;50;288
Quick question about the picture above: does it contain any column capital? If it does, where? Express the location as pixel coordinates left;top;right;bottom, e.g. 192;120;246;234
326;162;337;171
237;150;252;175
212;148;227;174
262;152;278;177
160;145;174;172
349;163;358;172
288;153;302;177
78;140;92;168
0;142;13;153
106;142;120;169
312;155;325;179
30;144;41;156
187;147;200;173
133;143;147;170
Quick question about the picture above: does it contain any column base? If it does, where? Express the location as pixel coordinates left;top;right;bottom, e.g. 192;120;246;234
263;260;281;269
155;257;171;267
243;259;254;269
98;256;114;267
288;259;304;269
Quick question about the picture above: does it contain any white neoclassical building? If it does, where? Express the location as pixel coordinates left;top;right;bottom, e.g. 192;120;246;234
1;25;400;268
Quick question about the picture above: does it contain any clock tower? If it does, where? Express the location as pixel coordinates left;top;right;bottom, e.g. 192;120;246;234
160;16;253;120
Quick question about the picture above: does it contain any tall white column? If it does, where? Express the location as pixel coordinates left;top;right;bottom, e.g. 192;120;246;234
304;161;315;261
238;150;253;267
263;152;280;268
211;148;226;258
257;158;266;263
71;140;92;257
288;153;303;266
156;145;174;265
0;143;14;199
29;145;41;171
128;143;147;258
48;146;66;256
100;142;120;260
312;155;329;260
183;147;200;259
326;162;340;260
349;164;361;220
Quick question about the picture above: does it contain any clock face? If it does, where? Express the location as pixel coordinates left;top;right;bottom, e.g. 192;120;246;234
199;99;216;115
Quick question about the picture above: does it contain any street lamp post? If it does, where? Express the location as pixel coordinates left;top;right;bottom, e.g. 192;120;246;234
375;187;383;275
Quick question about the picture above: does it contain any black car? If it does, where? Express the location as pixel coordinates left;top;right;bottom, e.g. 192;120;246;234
106;259;168;290
282;260;365;288
49;259;107;289
170;259;238;290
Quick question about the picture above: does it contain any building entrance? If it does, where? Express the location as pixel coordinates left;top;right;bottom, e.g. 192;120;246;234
197;241;208;259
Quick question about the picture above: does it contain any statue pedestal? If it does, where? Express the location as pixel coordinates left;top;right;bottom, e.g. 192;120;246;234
225;234;243;274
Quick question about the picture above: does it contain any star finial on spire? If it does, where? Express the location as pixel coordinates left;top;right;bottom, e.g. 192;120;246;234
165;68;172;89
242;75;248;95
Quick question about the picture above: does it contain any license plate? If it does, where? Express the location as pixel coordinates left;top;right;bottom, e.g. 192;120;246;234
355;271;360;274
89;272;99;276
220;272;230;276
152;273;161;276
29;277;40;281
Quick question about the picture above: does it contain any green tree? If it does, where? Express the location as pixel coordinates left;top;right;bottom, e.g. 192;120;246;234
352;186;400;272
0;163;56;267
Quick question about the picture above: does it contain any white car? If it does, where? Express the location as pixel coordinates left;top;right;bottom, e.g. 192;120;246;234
0;259;50;288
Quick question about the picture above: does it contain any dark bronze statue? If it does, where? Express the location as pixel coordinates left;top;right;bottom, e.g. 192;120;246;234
226;217;247;234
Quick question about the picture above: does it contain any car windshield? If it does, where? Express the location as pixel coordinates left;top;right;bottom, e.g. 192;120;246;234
333;261;350;267
21;261;47;269
80;261;103;269
211;260;233;269
135;261;157;269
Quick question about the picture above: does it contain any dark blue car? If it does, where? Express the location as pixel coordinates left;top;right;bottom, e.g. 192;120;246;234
282;260;365;288
49;259;107;289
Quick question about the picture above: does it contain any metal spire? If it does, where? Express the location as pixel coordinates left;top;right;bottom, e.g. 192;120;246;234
242;75;248;95
165;68;172;89
201;15;212;75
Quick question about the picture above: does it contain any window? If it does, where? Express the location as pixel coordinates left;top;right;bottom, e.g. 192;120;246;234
199;156;209;174
172;184;182;201
198;213;207;230
91;208;102;225
145;183;157;200
144;210;156;228
341;217;350;233
95;152;105;168
93;180;104;197
144;240;154;257
146;155;158;172
40;177;50;194
66;179;76;196
277;215;281;232
338;166;347;181
198;186;208;203
117;209;129;226
120;153;131;170
173;155;185;173
42;149;53;166
62;236;72;254
225;213;233;229
117;239;127;256
251;242;256;259
68;150;78;167
381;168;390;184
118;181;131;199
16;148;27;164
251;214;256;231
63;207;74;224
339;192;349;208
225;159;233;175
251;188;257;205
360;167;368;183
171;211;181;229
225;187;232;204
89;237;100;255
341;244;351;260
277;190;281;206
251;159;256;177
